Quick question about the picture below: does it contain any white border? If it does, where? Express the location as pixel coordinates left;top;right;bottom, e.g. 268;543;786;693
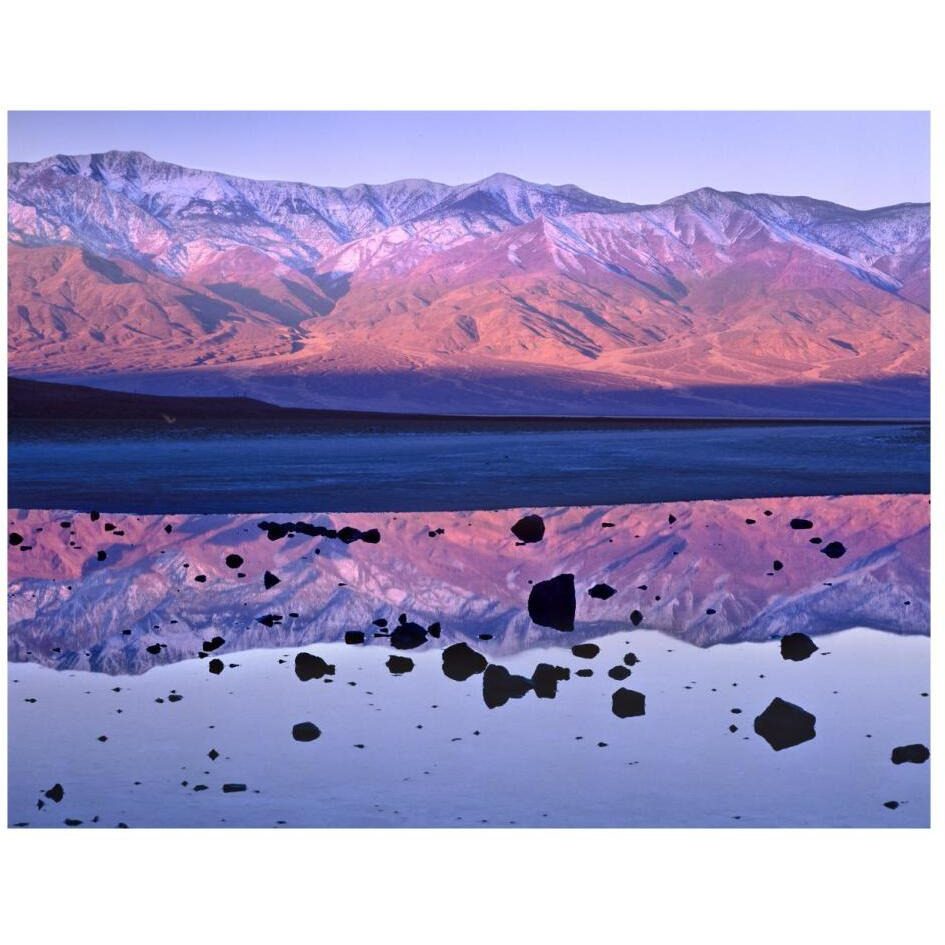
1;1;940;943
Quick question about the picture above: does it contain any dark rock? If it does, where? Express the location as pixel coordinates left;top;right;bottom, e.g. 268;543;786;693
482;664;533;709
780;632;818;662
612;688;646;718
511;514;545;544
386;655;415;675
222;783;247;793
608;665;631;680
790;518;814;530
208;658;224;675
344;631;365;645
389;620;428;650
571;643;600;659
442;643;488;681
629;610;643;627
890;744;929;765
44;783;64;803
754;698;817;750
588;583;616;600
820;541;847;559
292;722;322;742
531;663;570;699
294;652;335;681
528;574;576;631
263;570;281;589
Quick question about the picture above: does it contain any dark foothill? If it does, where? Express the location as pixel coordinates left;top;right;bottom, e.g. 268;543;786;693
386;655;415;675
292;722;322;742
294;652;336;681
790;518;813;530
571;643;600;659
611;688;646;718
511;514;545;544
780;632;819;662
531;663;570;698
820;541;847;559
344;631;365;645
482;664;533;709
588;583;616;600
442;642;488;681
528;574;576;631
208;658;224;675
629;610;643;627
608;665;631;680
44;783;64;803
753;698;817;751
222;784;247;793
390;620;429;650
890;744;930;765
263;571;281;589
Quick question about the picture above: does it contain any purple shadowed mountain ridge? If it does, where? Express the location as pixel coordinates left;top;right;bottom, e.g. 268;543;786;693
8;151;930;417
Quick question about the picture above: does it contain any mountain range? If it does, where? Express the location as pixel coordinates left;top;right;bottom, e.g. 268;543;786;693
8;150;931;416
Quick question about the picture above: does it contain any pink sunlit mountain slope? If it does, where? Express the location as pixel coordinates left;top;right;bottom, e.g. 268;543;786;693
8;151;930;416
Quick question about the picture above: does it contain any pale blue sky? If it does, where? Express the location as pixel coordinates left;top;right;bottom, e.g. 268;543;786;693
8;111;929;209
